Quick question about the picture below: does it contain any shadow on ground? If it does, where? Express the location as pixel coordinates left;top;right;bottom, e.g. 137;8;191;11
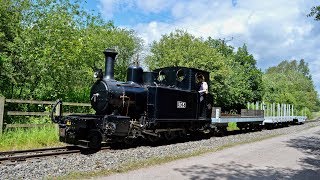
174;131;320;180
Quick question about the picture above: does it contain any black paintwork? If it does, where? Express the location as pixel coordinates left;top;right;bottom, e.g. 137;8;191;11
57;49;214;147
103;48;117;80
146;86;199;121
127;66;143;84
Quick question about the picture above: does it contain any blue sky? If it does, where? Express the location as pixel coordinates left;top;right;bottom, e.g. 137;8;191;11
86;0;320;94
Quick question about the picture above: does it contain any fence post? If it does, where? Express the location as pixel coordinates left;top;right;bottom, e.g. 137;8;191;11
56;103;61;117
0;97;5;135
55;101;62;133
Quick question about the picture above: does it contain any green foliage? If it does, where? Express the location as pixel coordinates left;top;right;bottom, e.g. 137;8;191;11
0;0;142;104
263;60;320;114
219;44;263;110
146;30;263;111
0;126;62;151
0;0;26;97
311;111;320;120
227;122;239;131
308;5;320;20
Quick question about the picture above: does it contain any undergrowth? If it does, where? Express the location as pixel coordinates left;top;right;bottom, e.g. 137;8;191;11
311;111;320;120
0;126;63;151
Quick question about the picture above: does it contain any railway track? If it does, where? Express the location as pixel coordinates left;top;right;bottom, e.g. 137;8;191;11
0;145;111;163
0;146;80;162
0;119;317;164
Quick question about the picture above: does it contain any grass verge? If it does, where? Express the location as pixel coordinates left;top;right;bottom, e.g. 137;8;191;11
0;126;63;151
311;111;320;120
57;134;279;180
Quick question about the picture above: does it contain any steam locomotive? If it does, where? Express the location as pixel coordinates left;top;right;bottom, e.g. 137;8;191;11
52;49;214;149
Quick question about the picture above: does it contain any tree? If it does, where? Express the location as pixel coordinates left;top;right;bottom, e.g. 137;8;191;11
263;60;320;116
0;0;27;97
0;0;142;102
309;5;320;20
205;38;263;110
234;44;264;101
205;37;234;57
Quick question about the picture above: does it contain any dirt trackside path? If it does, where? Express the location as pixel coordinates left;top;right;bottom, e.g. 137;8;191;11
99;126;320;180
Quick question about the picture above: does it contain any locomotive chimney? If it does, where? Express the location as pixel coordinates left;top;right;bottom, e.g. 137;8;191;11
103;48;118;80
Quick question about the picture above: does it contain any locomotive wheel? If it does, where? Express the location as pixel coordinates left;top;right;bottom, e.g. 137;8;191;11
147;135;160;143
88;130;102;150
215;127;227;137
178;130;187;138
163;131;177;141
123;137;137;146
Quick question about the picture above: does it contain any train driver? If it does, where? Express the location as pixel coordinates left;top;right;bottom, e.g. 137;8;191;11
197;74;208;102
197;74;208;117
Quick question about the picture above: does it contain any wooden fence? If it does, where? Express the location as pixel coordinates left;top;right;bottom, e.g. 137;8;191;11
0;97;91;135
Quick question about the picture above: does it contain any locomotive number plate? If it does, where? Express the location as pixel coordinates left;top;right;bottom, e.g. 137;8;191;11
59;128;66;137
177;101;186;108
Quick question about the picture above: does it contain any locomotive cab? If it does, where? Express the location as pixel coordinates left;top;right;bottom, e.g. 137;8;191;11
149;67;212;120
153;67;210;91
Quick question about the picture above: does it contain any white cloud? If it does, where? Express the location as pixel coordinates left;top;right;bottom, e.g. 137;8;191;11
98;0;320;93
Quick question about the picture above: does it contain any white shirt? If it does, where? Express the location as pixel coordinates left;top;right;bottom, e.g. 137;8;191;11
199;82;208;101
199;82;208;94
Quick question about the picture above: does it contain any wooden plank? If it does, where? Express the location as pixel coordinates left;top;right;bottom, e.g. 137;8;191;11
5;123;54;128
7;111;50;116
5;99;90;106
63;102;91;106
0;97;4;135
5;99;55;105
7;111;88;116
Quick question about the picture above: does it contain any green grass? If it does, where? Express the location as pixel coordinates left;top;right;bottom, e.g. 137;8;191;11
227;122;239;131
0;126;63;151
311;111;320;120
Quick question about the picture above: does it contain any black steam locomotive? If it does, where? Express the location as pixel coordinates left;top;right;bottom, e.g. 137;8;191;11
52;49;213;149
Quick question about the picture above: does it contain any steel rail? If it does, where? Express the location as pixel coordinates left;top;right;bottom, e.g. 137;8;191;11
0;146;80;162
0;146;111;163
0;149;80;162
0;146;74;155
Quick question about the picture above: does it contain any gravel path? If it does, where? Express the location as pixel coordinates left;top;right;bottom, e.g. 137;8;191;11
1;121;319;179
102;122;320;180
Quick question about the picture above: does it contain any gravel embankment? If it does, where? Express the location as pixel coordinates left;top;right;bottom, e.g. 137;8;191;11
1;121;319;179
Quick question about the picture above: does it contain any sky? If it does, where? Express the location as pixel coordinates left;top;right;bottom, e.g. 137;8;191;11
87;0;320;94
